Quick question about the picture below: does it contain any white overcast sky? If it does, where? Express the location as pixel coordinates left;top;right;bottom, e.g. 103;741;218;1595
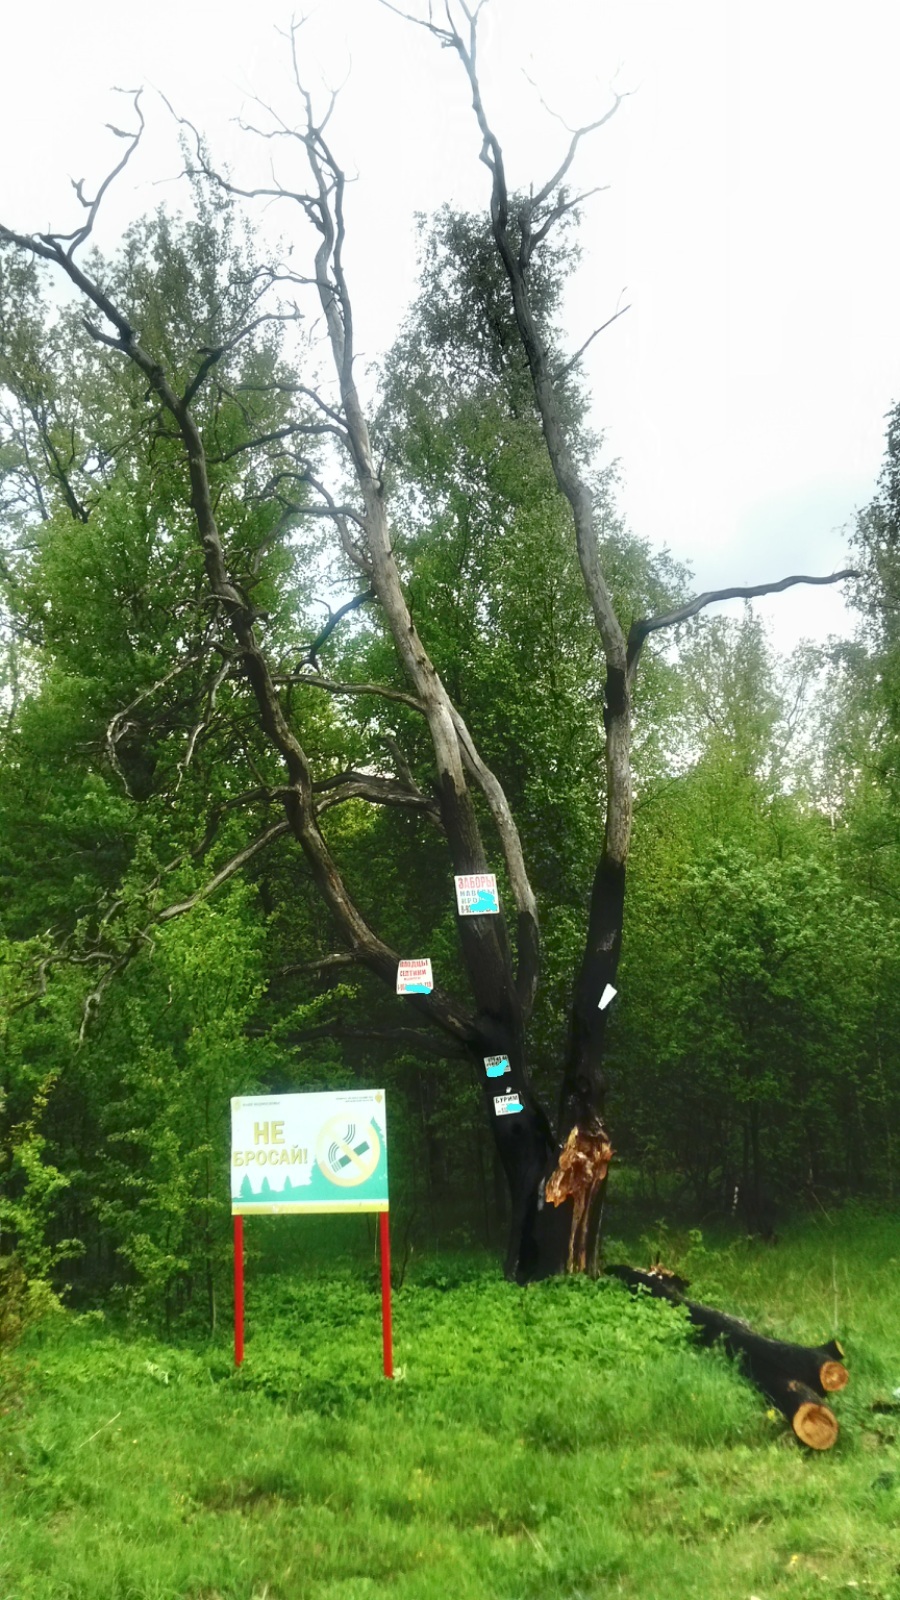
2;0;898;651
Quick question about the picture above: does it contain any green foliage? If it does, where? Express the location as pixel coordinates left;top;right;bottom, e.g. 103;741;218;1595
612;612;900;1212
0;172;895;1326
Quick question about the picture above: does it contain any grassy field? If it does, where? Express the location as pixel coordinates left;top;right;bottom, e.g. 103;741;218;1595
2;1207;899;1600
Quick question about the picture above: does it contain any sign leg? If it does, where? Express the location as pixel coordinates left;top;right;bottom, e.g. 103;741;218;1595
234;1214;245;1366
379;1210;393;1378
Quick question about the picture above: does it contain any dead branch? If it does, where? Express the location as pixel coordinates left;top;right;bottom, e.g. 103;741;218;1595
238;39;545;1066
300;588;374;670
313;767;442;825
106;652;204;794
279;672;427;714
182;310;304;407
55;91;146;258
627;570;859;678
157;818;291;922
553;301;631;383
207;418;348;464
277;952;359;978
173;657;232;793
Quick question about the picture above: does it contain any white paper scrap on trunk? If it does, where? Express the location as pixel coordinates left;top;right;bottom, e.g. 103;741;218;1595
397;958;433;994
598;983;617;1011
494;1092;523;1116
454;873;500;916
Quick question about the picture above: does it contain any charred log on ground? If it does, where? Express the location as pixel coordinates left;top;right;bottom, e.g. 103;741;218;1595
607;1264;847;1449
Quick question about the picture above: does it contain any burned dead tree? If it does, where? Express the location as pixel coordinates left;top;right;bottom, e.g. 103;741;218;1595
383;0;856;1276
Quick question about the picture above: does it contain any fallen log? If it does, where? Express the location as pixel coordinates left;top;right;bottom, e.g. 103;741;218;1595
757;1370;840;1451
607;1264;846;1449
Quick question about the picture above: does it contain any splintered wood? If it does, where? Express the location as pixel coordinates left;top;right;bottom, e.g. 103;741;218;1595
546;1125;614;1272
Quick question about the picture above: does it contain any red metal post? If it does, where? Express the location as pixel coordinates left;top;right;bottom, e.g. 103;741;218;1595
233;1214;245;1366
379;1210;393;1378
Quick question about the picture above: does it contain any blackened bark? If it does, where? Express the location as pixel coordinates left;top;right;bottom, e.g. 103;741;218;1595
466;1008;555;1282
560;850;625;1132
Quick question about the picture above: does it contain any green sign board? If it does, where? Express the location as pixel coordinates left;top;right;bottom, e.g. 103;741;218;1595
230;1090;388;1214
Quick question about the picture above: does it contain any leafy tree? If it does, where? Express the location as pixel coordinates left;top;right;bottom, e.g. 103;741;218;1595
0;11;856;1303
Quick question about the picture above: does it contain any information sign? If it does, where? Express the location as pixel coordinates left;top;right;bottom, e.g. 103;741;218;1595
231;1090;388;1214
230;1089;393;1377
484;1054;510;1078
494;1091;523;1116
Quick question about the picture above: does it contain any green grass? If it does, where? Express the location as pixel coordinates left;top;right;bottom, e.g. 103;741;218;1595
2;1209;900;1600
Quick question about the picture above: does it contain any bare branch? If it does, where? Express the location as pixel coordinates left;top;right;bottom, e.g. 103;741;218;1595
627;570;860;676
529;98;624;213
54;91;146;259
181;310;305;407
277;952;359;978
314;767;442;825
526;185;609;254
173;657;232;793
280;672;428;714
157;819;291;923
315;780;437;820
208;419;347;464
377;0;454;39
553;301;631;383
299;587;374;670
302;471;373;571
106;653;203;794
235;380;346;428
191;788;281;859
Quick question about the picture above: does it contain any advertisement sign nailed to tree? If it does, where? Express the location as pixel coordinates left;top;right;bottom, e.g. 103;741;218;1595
454;873;500;915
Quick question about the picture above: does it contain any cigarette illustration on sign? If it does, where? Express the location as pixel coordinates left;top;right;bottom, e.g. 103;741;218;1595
397;958;434;994
316;1116;381;1188
484;1055;510;1078
454;874;500;916
494;1092;523;1116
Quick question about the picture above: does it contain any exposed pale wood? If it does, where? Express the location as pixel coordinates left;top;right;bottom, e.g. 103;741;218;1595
819;1360;850;1393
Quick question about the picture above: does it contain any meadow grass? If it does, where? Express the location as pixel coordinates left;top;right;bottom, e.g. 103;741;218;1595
1;1207;899;1600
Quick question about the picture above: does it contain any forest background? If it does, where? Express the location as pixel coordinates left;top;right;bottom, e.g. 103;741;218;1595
1;2;900;1334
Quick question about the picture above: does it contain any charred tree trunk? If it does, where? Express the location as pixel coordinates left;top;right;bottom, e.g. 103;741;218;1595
411;0;857;1281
